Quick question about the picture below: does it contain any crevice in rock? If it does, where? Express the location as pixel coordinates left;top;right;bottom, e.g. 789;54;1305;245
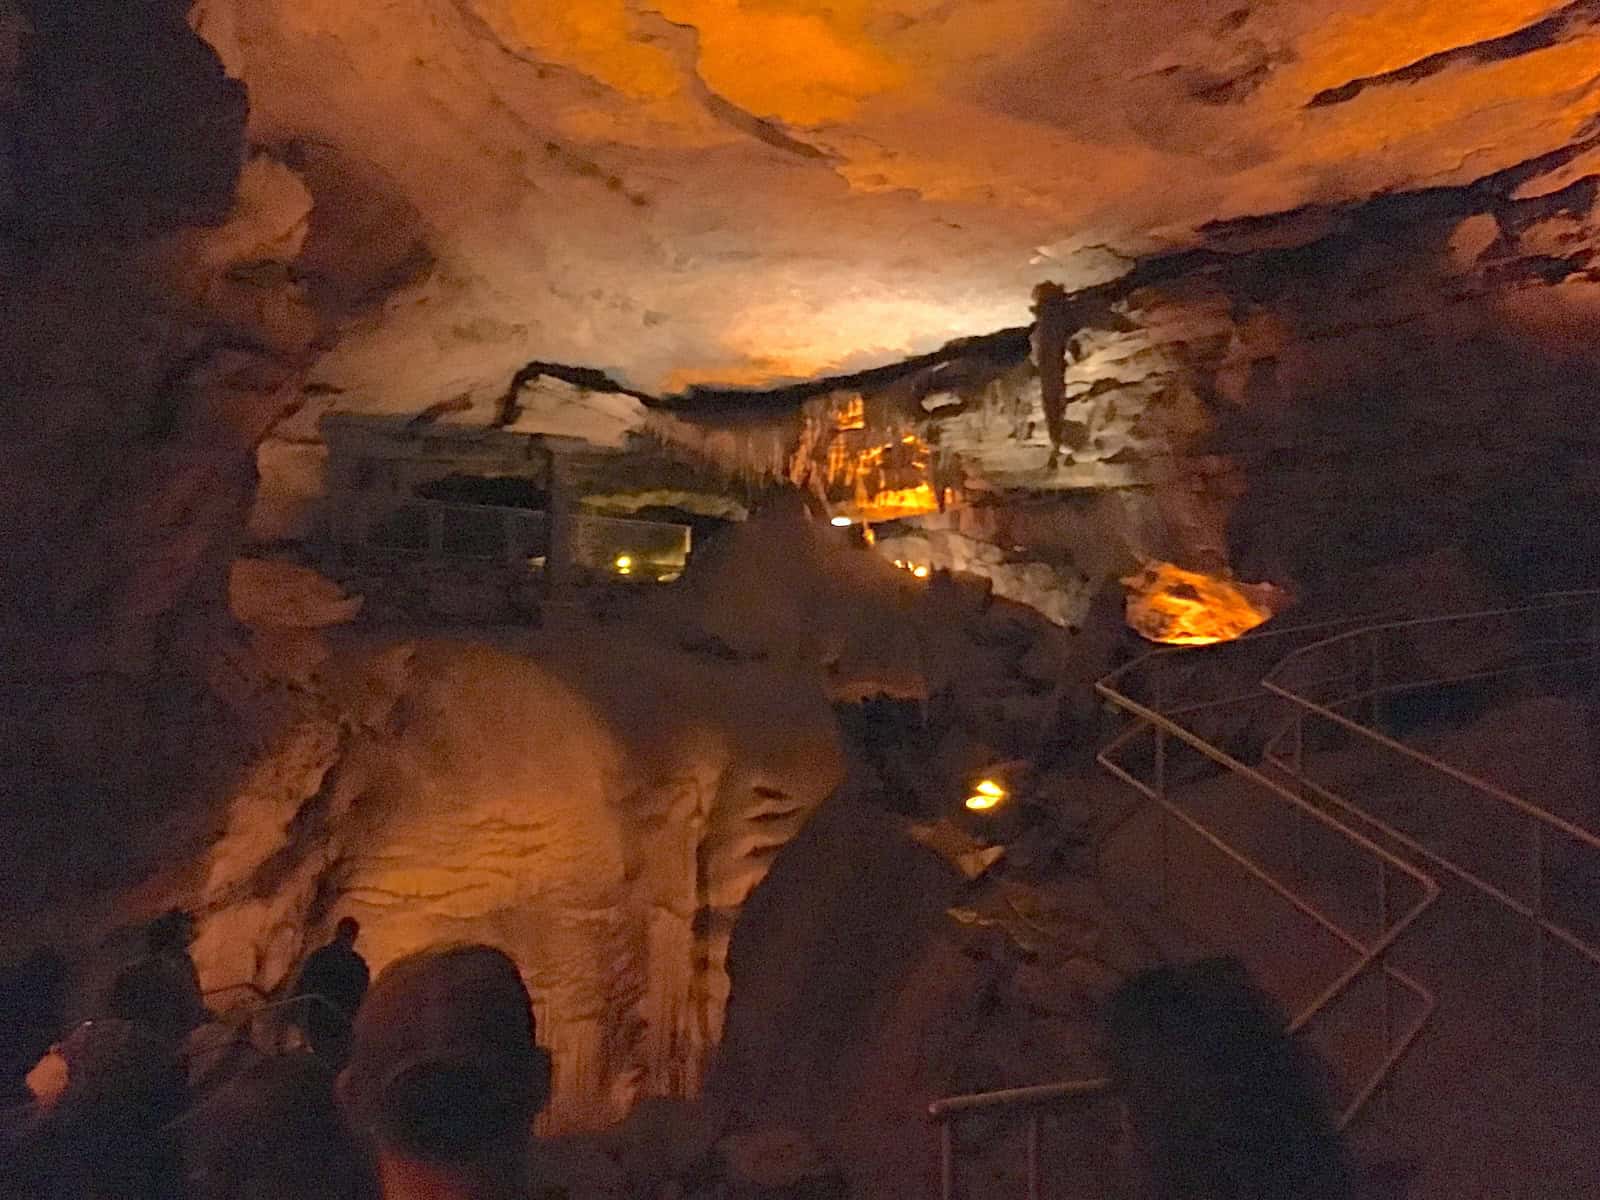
1307;0;1600;108
541;140;652;208
631;6;836;163
497;359;656;427
697;88;835;162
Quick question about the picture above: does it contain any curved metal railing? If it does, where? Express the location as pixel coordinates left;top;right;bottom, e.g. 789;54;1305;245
1094;649;1439;1127
928;613;1440;1200
1260;592;1600;1052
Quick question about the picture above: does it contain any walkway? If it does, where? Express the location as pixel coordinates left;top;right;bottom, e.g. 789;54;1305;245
1094;598;1600;1199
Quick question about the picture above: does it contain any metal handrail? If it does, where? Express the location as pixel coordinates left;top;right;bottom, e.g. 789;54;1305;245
204;981;355;1024
927;1078;1112;1119
927;1079;1113;1200
928;620;1439;1200
1260;594;1600;980
1092;679;1439;1122
1096;609;1406;699
1248;594;1600;1194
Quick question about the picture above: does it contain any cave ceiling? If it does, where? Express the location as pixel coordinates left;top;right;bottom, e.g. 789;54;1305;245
190;0;1600;406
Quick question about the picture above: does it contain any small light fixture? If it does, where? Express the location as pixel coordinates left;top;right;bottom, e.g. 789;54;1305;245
912;565;930;579
615;554;633;575
965;778;1006;812
830;516;852;527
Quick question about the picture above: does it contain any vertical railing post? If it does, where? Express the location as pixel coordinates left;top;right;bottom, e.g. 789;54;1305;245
1026;1113;1041;1200
940;1122;954;1200
1376;857;1394;1122
1153;668;1169;908
1368;631;1385;735
1530;823;1546;1193
1292;709;1307;876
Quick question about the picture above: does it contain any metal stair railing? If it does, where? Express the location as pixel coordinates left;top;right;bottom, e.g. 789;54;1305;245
1094;649;1438;1128
927;1078;1113;1200
1259;593;1600;1114
927;616;1438;1200
201;981;354;1055
158;984;355;1134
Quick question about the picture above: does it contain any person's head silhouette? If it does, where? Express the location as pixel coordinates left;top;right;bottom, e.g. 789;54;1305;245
339;944;550;1200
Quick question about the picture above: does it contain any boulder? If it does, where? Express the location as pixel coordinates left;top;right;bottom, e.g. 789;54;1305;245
229;557;362;628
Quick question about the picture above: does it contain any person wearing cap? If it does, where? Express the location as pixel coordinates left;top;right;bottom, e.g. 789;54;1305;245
338;944;552;1200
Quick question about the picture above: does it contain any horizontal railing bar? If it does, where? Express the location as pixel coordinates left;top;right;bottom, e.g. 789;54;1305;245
1267;746;1600;971
928;1078;1111;1120
1336;976;1436;1127
1094;689;1438;897
1263;681;1600;853
1281;649;1600;707
204;981;352;1021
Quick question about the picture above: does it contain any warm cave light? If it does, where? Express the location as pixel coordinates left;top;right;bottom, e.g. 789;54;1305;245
1123;561;1283;647
830;516;853;527
912;565;930;578
965;778;1006;812
614;554;633;575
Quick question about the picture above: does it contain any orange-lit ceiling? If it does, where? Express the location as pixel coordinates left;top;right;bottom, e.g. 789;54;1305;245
200;0;1600;407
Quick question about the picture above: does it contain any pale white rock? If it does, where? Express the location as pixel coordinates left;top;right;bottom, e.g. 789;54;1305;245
228;557;363;628
504;378;649;448
248;440;329;542
191;626;843;1132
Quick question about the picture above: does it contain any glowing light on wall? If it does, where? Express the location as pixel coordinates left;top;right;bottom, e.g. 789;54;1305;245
845;481;941;523
965;778;1005;811
830;516;853;527
614;554;633;575
1123;561;1284;646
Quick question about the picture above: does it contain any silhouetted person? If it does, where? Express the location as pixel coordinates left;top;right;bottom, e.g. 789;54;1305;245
107;911;206;1051
338;944;552;1200
1106;957;1353;1200
295;917;371;1068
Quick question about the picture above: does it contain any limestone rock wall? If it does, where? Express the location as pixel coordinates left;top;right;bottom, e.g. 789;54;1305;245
923;146;1600;605
0;2;322;923
190;622;844;1132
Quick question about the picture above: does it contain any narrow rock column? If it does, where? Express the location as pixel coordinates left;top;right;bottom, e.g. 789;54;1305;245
1031;282;1071;466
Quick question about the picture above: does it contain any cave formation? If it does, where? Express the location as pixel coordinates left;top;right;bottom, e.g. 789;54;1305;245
5;1;1600;1197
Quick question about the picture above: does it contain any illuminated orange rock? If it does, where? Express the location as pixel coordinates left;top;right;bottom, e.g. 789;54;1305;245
1122;561;1286;646
191;0;1600;405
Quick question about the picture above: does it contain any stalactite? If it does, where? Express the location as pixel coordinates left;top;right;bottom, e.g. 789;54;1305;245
1031;282;1071;468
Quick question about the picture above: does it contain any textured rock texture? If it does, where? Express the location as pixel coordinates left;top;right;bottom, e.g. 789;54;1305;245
0;1;315;922
179;0;1600;400
6;0;1600;1154
189;624;843;1132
